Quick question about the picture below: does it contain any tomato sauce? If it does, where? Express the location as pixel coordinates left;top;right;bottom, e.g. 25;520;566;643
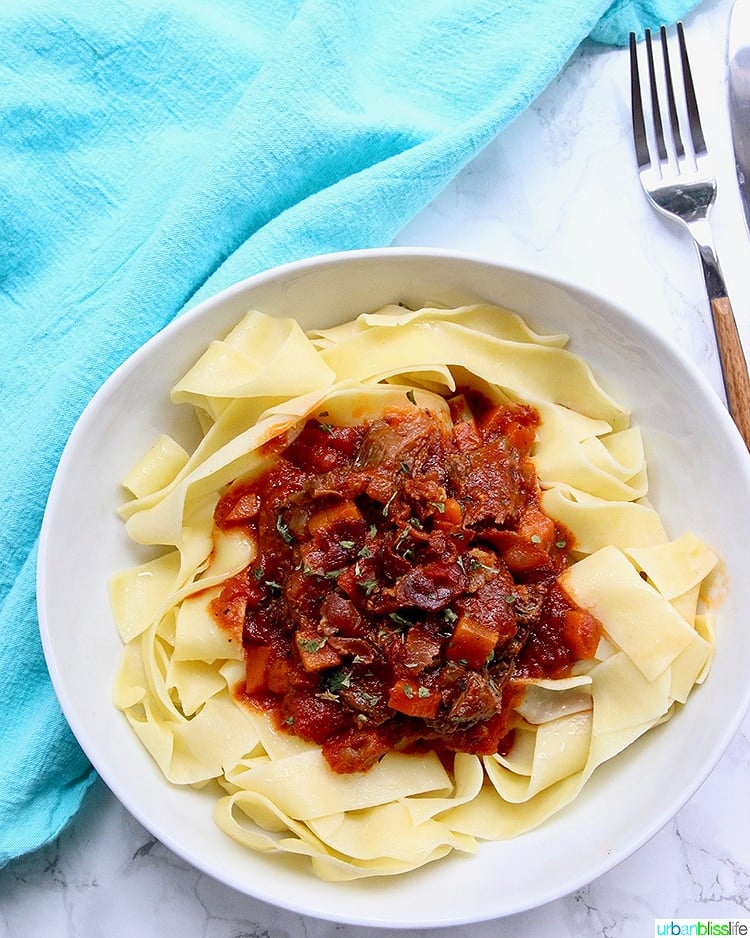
210;391;601;773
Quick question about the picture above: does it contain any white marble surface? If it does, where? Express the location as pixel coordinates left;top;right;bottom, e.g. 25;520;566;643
2;0;749;934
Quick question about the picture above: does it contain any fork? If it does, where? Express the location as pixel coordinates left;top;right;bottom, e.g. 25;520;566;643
629;23;750;449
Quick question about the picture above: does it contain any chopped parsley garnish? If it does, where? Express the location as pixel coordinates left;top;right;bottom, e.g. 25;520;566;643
276;513;294;543
298;636;328;653
388;611;414;629
324;668;353;694
382;490;398;516
357;577;378;595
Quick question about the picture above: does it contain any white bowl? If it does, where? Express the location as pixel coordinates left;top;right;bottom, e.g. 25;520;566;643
38;248;750;928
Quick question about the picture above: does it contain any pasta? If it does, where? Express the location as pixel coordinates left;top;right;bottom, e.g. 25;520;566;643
109;302;718;880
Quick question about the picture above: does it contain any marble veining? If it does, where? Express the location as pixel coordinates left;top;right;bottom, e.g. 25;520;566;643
3;0;749;934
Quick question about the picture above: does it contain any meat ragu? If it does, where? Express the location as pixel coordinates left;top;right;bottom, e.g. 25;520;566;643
210;390;601;774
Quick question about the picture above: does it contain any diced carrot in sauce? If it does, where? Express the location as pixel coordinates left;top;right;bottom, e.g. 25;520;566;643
494;532;552;575
295;632;343;672
266;656;296;694
444;614;498;669
563;609;601;660
434;496;463;530
504;420;537;453
387;679;441;719
518;508;556;551
245;644;273;694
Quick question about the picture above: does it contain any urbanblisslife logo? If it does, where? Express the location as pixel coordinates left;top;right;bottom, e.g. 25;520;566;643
655;921;750;936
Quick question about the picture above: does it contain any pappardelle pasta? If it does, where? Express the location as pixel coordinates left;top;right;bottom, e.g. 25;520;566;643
110;303;718;881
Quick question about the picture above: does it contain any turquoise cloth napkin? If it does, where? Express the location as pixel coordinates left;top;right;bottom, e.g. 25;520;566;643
0;0;702;868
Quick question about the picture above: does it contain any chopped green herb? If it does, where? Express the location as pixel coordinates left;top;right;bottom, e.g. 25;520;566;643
443;608;458;624
406;389;417;405
338;539;355;550
264;579;282;593
382;490;398;516
357;578;378;595
317;421;334;434
468;556;494;572
358;544;373;559
431;501;446;513
316;689;339;702
284;715;295;725
395;527;412;550
360;691;382;707
402;684;415;699
325;668;353;693
530;534;542;544
504;593;517;604
555;539;567;549
417;686;431;699
298;636;327;653
388;611;413;629
276;514;294;543
399;460;412;476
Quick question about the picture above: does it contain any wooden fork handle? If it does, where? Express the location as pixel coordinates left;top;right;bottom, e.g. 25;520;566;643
710;295;750;449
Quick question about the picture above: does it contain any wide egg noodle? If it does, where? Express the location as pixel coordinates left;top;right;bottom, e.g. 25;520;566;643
109;550;182;643
541;484;668;554
559;546;713;682
171;311;336;420
122;434;190;500
310;303;570;350
485;710;593;802
110;303;718;880
624;532;719;600
315;316;629;430
532;403;647;502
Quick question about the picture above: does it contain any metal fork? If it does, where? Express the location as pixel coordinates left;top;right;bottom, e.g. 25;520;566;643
629;23;750;448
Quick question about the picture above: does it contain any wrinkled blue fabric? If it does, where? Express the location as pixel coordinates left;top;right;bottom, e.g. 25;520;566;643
0;0;703;867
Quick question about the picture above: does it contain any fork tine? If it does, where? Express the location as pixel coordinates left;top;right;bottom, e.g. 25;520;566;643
645;29;668;161
659;25;685;158
677;21;707;155
629;33;650;168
